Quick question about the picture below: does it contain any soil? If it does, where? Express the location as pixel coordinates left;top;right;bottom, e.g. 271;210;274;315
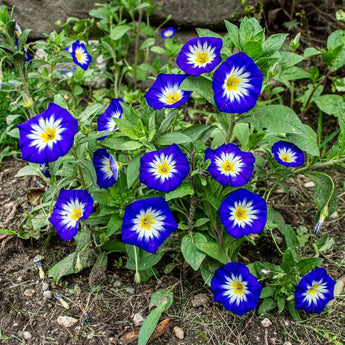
1;1;345;344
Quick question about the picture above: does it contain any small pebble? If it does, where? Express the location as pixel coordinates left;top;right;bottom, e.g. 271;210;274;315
261;318;272;328
173;326;184;340
113;280;123;288
23;331;32;340
42;282;49;291
33;255;45;263
283;320;289;327
133;313;144;326
304;181;315;188
191;294;209;307
16;276;23;283
43;291;53;299
24;289;35;297
125;287;135;295
57;316;78;328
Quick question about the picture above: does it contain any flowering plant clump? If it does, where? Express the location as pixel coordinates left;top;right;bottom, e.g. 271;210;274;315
1;3;344;342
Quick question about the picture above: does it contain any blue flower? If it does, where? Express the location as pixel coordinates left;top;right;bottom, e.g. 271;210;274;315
18;103;78;164
121;197;178;254
61;68;76;79
219;189;267;239
161;27;176;38
271;141;305;167
97;98;124;140
40;162;51;178
144;74;192;110
140;143;190;192
205;143;255;186
212;52;263;114
49;190;93;241
211;262;262;316
14;39;31;62
295;268;336;314
93;149;118;188
66;40;92;70
176;37;222;77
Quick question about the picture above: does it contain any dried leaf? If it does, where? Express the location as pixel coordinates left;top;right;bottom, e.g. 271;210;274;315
149;318;172;342
119;330;140;344
27;187;45;206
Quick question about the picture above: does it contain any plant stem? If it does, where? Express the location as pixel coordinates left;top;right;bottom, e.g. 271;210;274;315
269;228;284;255
17;65;33;117
301;70;331;117
225;113;236;144
133;8;144;90
71;148;87;189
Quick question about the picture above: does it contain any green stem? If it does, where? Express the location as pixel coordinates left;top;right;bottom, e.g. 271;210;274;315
71;148;87;189
133;8;144;90
269;228;284;255
225;113;236;144
17;64;33;117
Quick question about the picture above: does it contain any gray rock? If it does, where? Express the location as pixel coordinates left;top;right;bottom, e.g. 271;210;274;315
3;0;108;39
42;282;49;291
43;291;53;299
133;313;144;326
23;331;32;340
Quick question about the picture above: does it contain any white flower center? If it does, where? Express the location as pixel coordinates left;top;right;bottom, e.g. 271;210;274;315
27;115;65;152
303;280;328;306
222;66;251;103
159;84;182;105
277;147;297;163
59;199;85;228
215;152;244;176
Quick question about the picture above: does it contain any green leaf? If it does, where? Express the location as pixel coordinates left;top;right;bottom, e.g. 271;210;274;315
7;127;19;139
304;47;322;58
297;258;323;275
254;261;285;274
196;242;228;265
101;240;126;253
6;114;21;125
285;124;319;156
262;33;289;56
125;245;164;271
0;229;17;236
281;248;296;273
15;164;41;177
195;28;222;39
287;300;301;321
233;123;250;148
260;286;275;298
155;132;192;146
315;234;335;252
315;94;345;116
106;215;123;238
180;75;215;106
149;288;174;309
282;225;300;249
200;257;222;286
151;46;167;54
79;103;104;125
279;52;304;67
48;248;95;283
165;182;194;201
140;38;155;50
181;233;207;271
118;140;143;151
182;124;216;142
127;153;141;188
258;298;277;315
277;295;286;313
224;20;240;48
243;41;262;59
110;24;133;40
241;105;304;135
138;302;167;345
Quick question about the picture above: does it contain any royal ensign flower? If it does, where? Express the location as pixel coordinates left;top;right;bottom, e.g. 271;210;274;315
176;37;223;77
205;143;255;186
18;103;78;164
140;144;190;192
219;188;267;239
211;262;262;316
93;149;118;188
212;52;263;114
144;74;192;110
49;190;94;241
121;197;178;254
61;68;76;79
40;162;51;178
97;98;124;140
271;140;305;167
161;27;176;38
66;40;92;70
295;268;336;314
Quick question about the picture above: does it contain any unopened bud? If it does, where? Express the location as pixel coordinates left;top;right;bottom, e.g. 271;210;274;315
23;95;33;109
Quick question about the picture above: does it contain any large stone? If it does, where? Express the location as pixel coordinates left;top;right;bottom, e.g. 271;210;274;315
4;0;278;40
3;0;108;39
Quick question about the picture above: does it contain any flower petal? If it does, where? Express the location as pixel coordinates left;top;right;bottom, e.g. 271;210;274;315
212;52;263;114
93;149;118;188
121;197;178;253
18;103;78;164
